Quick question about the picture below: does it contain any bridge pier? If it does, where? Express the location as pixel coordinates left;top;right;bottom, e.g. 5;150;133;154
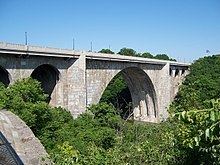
67;53;87;118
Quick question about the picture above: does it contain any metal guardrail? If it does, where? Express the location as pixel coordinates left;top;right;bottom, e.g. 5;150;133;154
0;131;24;165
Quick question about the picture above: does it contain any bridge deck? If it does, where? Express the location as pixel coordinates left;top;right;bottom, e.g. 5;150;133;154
0;42;190;67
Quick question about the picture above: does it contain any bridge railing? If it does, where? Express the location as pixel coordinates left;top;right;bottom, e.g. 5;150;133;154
0;42;190;67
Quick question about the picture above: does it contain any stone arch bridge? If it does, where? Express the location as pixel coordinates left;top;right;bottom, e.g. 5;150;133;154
0;42;189;123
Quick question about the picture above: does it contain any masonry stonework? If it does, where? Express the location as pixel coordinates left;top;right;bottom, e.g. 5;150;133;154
0;110;50;164
0;42;189;123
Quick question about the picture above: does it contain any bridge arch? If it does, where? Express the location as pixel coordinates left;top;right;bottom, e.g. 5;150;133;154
0;66;10;86
100;67;158;122
31;64;60;101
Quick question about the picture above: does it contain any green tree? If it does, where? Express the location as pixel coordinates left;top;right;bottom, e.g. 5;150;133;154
169;54;220;164
154;54;170;60
141;52;154;58
0;84;6;109
0;78;181;164
173;99;220;164
98;49;114;54
171;55;220;112
88;102;122;130
154;54;176;61
100;74;132;119
118;48;136;56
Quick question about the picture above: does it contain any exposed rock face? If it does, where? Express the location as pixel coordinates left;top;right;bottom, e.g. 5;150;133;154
0;110;50;165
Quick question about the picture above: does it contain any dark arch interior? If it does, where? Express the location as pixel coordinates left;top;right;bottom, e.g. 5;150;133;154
31;64;59;100
0;66;10;87
169;68;172;76
100;67;157;120
182;69;185;75
100;73;132;119
175;69;179;77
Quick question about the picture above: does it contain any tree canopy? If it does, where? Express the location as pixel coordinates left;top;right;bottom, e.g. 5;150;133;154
169;54;220;164
0;78;180;164
141;52;154;58
154;54;176;61
99;47;177;61
118;48;137;56
171;55;220;112
98;49;114;54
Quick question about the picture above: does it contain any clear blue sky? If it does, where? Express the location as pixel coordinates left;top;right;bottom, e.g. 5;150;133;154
0;0;219;62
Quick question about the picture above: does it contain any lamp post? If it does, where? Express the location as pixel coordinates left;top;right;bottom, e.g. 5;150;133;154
25;32;28;45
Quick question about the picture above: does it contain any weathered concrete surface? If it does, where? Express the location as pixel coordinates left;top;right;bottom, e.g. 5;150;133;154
0;42;189;122
86;60;188;122
0;110;50;165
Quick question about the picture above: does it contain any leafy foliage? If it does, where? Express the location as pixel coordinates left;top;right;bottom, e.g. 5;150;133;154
141;52;154;58
98;49;114;54
100;74;132;119
118;47;137;56
171;55;220;112
0;82;7;108
1;54;219;164
154;54;176;61
174;99;220;164
99;47;176;61
169;55;220;164
0;78;179;164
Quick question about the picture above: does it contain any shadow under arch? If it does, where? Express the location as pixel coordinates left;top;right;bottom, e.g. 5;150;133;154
31;64;60;102
0;66;10;87
101;67;158;122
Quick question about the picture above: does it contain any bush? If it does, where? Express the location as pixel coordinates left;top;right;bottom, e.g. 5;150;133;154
170;55;220;164
1;76;205;164
171;55;220;112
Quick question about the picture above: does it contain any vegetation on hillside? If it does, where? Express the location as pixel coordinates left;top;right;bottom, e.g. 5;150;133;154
170;55;220;164
0;79;180;164
171;55;220;112
0;54;219;164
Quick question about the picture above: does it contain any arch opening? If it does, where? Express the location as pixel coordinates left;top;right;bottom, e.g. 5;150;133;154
100;73;133;119
169;68;172;76
100;67;158;122
175;69;179;77
0;66;10;87
182;69;185;75
31;64;59;101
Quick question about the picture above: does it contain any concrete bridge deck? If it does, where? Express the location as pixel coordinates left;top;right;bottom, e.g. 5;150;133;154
0;42;189;66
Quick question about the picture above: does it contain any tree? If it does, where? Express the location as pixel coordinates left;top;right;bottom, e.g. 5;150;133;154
0;78;182;164
154;54;176;61
99;49;114;54
141;52;154;58
173;99;220;164
118;48;136;56
169;54;220;164
100;74;132;119
171;55;220;112
154;54;170;60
